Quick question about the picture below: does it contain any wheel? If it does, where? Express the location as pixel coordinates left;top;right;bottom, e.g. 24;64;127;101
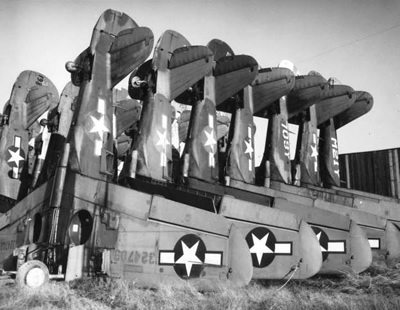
16;260;49;289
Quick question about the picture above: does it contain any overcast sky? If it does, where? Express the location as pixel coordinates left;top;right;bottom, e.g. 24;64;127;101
1;0;399;159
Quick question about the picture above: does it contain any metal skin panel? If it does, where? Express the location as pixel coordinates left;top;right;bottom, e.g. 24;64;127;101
57;82;80;138
319;119;341;187
260;97;292;184
353;198;400;228
252;68;295;118
219;196;322;279
295;105;320;186
334;91;373;129
0;71;59;203
114;99;141;138
148;195;231;237
134;92;173;181
224;87;256;184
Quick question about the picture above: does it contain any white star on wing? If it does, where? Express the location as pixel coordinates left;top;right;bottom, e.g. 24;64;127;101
310;144;318;159
90;115;109;137
249;233;273;265
204;128;216;152
244;139;254;158
7;148;24;166
175;241;202;276
156;130;170;149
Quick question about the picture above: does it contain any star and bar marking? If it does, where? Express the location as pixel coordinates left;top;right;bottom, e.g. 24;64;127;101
155;114;170;167
159;234;222;278
243;126;254;171
310;133;318;172
6;136;25;178
368;238;380;250
202;114;217;167
89;98;110;156
245;227;292;268
312;227;346;261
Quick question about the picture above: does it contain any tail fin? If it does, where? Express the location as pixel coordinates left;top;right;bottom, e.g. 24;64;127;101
258;97;292;185
319;119;341;187
183;55;257;183
67;10;153;181
0;71;59;204
224;91;256;184
294;105;320;186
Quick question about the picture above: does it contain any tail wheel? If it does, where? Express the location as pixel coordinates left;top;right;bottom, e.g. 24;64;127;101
16;260;49;289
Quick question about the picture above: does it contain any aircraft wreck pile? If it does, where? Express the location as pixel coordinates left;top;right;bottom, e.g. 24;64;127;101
1;9;399;290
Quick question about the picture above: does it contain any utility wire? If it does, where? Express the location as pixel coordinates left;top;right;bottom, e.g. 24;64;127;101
298;22;400;64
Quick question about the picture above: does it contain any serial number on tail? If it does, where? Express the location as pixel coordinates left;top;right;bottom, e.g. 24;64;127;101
112;249;157;265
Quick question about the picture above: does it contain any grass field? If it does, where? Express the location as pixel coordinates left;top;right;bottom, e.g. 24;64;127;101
1;262;399;310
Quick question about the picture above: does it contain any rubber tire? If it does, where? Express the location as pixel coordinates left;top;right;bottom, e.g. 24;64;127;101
16;260;49;289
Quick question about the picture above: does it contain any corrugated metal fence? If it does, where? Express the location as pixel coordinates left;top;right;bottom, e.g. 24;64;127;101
339;148;400;198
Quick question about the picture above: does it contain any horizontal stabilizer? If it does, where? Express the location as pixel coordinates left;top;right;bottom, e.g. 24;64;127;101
160;46;214;100
287;75;328;119
214;55;258;109
110;27;154;87
252;67;295;117
315;85;356;126
334;91;373;129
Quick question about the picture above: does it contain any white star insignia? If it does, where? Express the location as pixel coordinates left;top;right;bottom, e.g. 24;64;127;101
310;144;318;159
7;148;24;166
156;129;170;149
249;233;273;265
175;241;202;276
89;115;109;137
204;128;216;153
244;139;254;158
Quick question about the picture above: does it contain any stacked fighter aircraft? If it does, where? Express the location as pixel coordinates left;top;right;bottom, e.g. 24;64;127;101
0;9;399;289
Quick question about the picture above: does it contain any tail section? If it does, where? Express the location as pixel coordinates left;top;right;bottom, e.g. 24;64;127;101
183;53;257;184
67;9;153;181
0;71;58;206
127;30;214;182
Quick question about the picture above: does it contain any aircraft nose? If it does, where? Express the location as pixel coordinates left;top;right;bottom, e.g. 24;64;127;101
385;221;400;268
349;220;372;273
296;220;323;279
227;224;253;286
